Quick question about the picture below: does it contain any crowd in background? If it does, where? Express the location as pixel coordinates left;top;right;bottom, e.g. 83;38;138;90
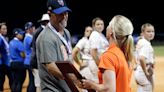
0;13;50;92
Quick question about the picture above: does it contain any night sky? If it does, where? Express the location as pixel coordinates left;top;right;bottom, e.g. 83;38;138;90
0;0;163;40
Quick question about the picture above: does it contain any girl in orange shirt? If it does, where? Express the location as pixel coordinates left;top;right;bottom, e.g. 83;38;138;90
78;15;134;92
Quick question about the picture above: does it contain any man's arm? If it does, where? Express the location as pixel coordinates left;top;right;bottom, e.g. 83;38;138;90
45;62;64;80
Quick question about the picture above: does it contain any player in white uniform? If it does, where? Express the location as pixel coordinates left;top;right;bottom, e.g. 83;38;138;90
134;23;155;92
89;17;109;66
72;26;98;92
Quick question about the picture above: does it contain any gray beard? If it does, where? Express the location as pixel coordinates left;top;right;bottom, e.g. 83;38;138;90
59;20;67;29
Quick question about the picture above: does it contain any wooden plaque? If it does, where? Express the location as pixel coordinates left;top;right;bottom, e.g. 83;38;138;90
56;61;96;92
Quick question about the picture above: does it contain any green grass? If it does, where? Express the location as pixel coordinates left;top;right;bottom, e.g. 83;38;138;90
153;46;164;56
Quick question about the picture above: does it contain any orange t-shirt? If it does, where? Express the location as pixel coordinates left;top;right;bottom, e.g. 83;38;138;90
98;43;132;92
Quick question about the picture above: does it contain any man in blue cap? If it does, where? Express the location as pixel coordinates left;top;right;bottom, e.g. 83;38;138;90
36;0;72;91
9;28;26;92
23;22;36;92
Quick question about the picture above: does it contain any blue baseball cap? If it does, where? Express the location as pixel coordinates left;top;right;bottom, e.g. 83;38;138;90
24;22;34;30
47;0;71;14
13;28;25;35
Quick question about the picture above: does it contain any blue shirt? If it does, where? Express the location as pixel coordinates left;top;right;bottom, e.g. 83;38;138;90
0;37;3;65
24;33;33;65
0;35;10;66
9;38;25;62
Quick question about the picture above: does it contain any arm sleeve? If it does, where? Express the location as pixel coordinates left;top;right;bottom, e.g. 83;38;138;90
99;52;116;71
76;38;85;50
40;39;58;64
17;42;25;52
89;31;100;49
138;41;149;59
27;37;33;47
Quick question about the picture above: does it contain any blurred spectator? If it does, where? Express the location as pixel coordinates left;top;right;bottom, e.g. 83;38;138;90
31;13;50;92
9;28;26;92
24;22;36;92
0;22;13;92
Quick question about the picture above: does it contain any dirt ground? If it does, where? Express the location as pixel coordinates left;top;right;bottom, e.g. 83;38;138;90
3;56;164;92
